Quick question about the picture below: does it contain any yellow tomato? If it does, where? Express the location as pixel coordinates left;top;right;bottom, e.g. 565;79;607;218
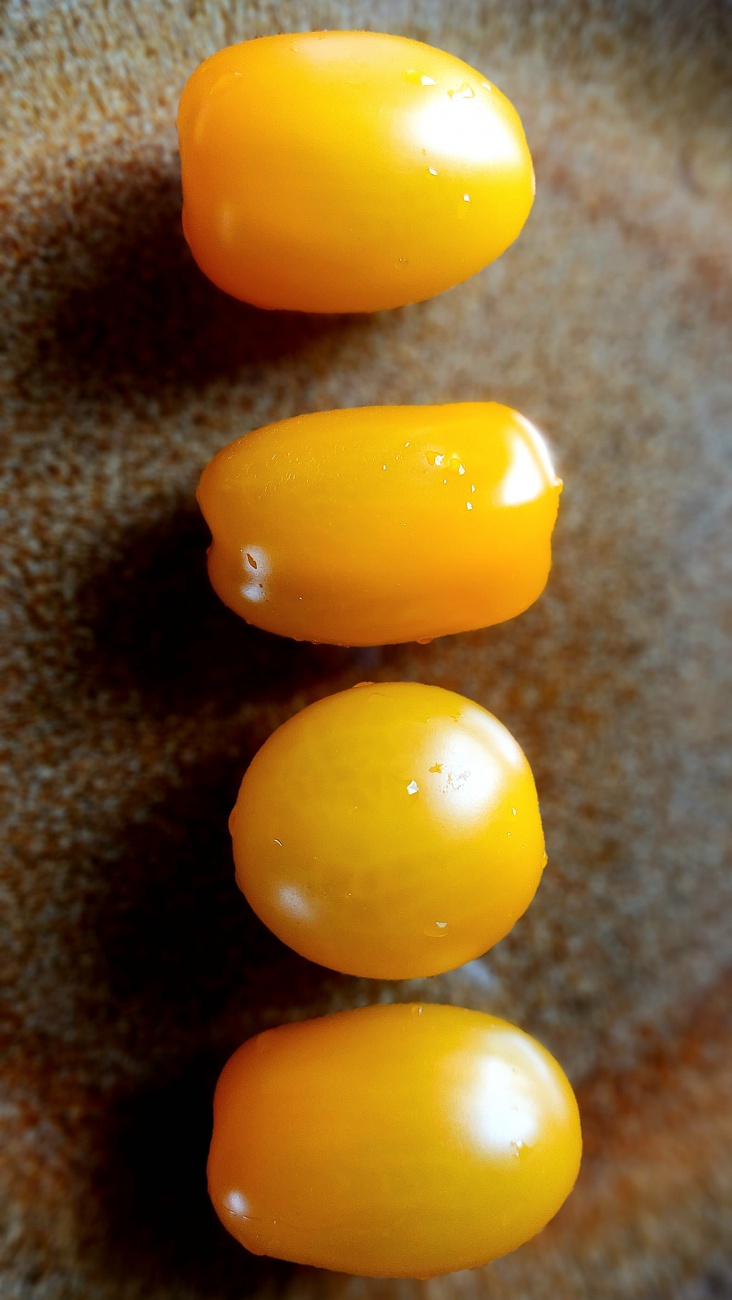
229;681;545;978
177;31;534;312
208;1002;581;1277
197;402;561;647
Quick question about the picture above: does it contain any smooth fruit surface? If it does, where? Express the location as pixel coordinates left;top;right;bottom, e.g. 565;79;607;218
197;402;562;646
230;681;546;978
177;30;534;312
208;1002;582;1277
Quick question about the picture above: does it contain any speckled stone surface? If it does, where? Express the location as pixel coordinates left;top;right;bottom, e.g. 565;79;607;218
1;2;731;1297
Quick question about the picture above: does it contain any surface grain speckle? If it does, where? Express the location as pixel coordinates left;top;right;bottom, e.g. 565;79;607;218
1;2;731;1297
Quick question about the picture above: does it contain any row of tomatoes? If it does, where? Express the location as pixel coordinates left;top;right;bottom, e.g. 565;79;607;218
177;30;581;1279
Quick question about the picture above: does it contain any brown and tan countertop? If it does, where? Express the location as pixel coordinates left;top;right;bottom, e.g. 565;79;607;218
1;2;731;1297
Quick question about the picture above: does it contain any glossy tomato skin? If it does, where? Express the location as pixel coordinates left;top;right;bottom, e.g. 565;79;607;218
208;1002;582;1277
197;402;562;647
230;682;546;979
177;31;534;312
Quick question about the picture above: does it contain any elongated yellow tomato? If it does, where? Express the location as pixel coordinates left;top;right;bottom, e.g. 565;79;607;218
208;1002;581;1277
230;682;545;978
198;402;561;646
177;31;534;312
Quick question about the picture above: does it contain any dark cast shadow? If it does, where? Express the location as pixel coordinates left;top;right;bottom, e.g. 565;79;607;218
77;747;347;1296
8;142;389;1299
68;503;359;717
12;154;369;408
94;1056;300;1297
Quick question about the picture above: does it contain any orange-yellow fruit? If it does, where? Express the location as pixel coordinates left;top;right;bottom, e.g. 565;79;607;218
230;681;546;979
197;402;562;647
208;1002;582;1277
178;31;535;312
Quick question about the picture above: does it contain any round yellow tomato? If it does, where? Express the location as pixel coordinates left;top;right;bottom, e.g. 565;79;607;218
177;31;534;312
230;681;546;978
208;1002;581;1277
197;402;561;647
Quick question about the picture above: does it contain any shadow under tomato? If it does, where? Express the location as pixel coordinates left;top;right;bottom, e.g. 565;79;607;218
13;155;370;408
72;753;345;1293
94;1057;299;1297
67;503;360;718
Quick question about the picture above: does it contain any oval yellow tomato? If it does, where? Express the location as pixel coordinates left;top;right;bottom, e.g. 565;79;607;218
177;31;534;312
197;402;561;647
230;681;545;978
208;1002;581;1277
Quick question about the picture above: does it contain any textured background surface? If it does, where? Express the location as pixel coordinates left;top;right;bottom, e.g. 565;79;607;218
1;1;731;1297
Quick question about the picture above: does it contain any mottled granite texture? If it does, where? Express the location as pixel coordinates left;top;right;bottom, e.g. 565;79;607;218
1;1;731;1297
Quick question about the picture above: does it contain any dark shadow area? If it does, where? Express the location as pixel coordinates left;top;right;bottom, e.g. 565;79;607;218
69;503;358;716
15;157;368;405
94;1056;300;1298
88;748;297;1023
75;753;342;1295
2;131;382;1300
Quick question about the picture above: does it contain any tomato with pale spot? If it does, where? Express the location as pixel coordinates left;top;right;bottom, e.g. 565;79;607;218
197;402;562;647
178;31;535;312
229;681;546;979
208;1002;582;1277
